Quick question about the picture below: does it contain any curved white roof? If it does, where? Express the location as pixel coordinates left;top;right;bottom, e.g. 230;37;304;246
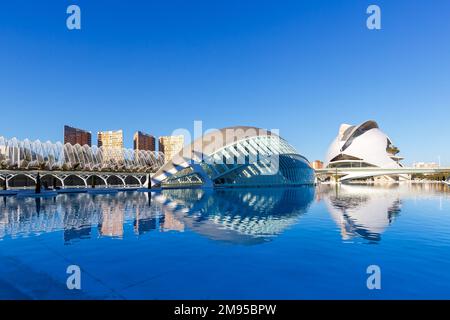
325;120;402;169
151;126;313;187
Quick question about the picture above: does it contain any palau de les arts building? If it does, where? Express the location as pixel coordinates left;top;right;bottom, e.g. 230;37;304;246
324;120;406;182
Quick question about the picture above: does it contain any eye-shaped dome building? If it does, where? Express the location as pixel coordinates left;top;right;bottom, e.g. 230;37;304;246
325;120;405;181
151;126;315;188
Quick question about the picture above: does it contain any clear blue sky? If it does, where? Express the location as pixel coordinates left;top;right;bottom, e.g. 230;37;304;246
1;0;449;165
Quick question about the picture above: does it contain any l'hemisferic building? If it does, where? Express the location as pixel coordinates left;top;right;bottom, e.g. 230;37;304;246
152;126;315;188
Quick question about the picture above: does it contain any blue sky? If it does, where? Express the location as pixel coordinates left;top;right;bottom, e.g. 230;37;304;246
0;0;449;164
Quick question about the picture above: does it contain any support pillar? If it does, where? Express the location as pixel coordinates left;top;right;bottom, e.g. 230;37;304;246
191;164;214;188
35;172;41;194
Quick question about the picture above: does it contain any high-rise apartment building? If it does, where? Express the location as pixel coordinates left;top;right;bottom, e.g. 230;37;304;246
64;125;92;146
133;131;156;151
97;130;123;148
158;135;184;162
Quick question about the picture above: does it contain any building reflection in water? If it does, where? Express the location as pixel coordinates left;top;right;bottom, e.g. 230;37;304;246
63;196;93;243
0;187;315;245
319;184;403;243
0;192;165;243
99;204;124;238
161;209;185;232
133;196;167;236
155;186;315;244
4;183;445;244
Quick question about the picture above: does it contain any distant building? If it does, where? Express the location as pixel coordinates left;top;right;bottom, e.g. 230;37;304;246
158;135;184;162
413;162;439;169
311;160;324;169
133;131;156;152
64;125;92;146
97;130;123;148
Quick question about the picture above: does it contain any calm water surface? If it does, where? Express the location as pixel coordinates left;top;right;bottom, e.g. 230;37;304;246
1;184;450;299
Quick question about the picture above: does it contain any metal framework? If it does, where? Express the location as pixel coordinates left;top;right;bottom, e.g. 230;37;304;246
0;136;164;173
0;170;148;188
153;127;315;188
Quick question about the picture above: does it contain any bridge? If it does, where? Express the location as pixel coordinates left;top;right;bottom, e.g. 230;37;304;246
315;167;450;182
0;170;150;189
2;166;450;189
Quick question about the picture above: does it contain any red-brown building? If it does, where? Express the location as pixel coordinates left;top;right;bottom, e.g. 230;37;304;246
133;131;156;152
64;125;92;146
311;160;324;169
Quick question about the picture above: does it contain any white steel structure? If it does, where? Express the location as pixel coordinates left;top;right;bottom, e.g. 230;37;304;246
324;120;406;181
0;136;164;173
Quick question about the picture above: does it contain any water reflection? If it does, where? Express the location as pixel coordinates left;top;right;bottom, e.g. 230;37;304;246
1;184;448;245
155;187;315;244
0;192;163;243
320;184;403;243
0;187;315;245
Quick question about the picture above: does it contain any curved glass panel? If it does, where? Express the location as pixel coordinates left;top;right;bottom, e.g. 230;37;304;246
163;135;315;187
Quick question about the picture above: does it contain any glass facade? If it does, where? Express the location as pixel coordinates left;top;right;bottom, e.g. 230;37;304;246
163;133;315;188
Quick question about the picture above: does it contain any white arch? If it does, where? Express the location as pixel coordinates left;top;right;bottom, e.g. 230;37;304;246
63;174;88;188
0;136;164;173
7;173;37;183
40;173;65;186
86;174;108;187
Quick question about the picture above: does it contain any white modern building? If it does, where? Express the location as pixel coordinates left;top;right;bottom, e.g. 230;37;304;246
324;120;406;181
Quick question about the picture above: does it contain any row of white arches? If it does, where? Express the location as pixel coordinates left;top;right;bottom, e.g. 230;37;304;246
0;172;148;188
0;136;165;173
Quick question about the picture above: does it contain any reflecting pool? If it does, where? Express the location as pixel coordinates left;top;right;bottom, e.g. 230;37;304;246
1;184;450;299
